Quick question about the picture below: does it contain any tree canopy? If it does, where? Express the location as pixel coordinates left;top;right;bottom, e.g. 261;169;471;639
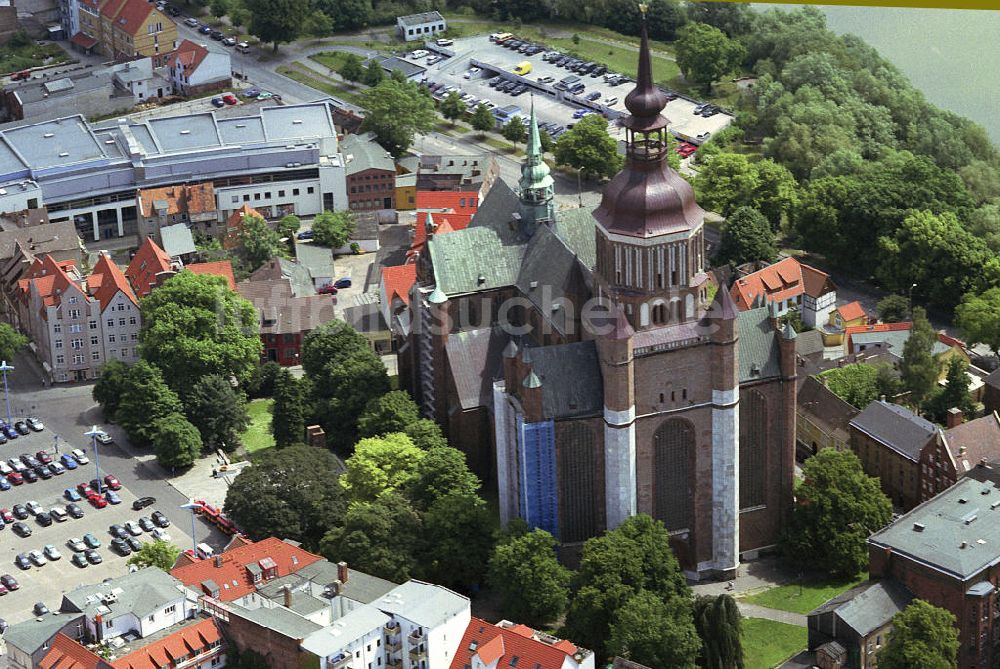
957;287;1000;357
695;154;797;229
359;80;436;156
693;595;745;669
879;600;959;669
357;390;420;438
311;211;355;249
127;540;181;572
238;214;285;272
341;433;425;504
782;448;892;577
819;363;888;410
93;359;130;423
441;91;465;125
0;322;27;364
608;591;700;669
151;413;202;468
183;374;249;452
243;0;308;52
471;103;495;134
675;23;744;93
113;361;183;445
554;114;622;180
715;206;776;266
877;294;911;323
900;307;939;408
271;368;306;449
502;116;527;149
487;528;572;627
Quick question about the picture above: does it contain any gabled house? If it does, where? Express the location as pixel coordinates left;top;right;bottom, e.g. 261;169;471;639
125;237;177;297
342;131;396;212
797;375;859;458
75;0;178;62
730;257;837;328
137;182;218;243
450;618;594;669
166;39;231;96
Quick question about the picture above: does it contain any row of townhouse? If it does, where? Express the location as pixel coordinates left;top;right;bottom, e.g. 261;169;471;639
70;0;178;62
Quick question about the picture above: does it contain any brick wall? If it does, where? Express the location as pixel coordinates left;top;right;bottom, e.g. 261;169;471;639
851;428;921;510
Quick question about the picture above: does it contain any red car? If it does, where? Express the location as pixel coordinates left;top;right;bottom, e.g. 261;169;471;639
103;474;122;491
87;494;107;509
222;93;238;105
77;482;95;496
0;508;13;523
35;451;52;465
317;284;339;295
6;472;22;486
10;70;30;81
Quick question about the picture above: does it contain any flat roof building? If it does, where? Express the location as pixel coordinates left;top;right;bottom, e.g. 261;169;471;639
397;11;446;41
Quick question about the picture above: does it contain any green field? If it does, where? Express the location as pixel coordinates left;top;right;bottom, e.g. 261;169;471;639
742;618;808;669
0;39;71;76
242;398;275;454
309;51;355;74
277;64;364;104
743;575;867;615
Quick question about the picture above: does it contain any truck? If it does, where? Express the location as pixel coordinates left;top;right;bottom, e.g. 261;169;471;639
513;61;532;76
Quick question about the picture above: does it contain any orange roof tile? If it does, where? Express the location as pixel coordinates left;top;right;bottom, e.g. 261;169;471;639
415;191;480;213
170;537;322;602
111;618;222;669
730;258;833;310
836;301;866;322
224;205;263;250
382;264;416;307
410;211;472;257
89;253;138;311
112;0;155;36
20;255;84;310
70;32;99;49
450;618;585;669
167;40;209;75
126;238;174;297
139;182;215;219
40;634;106;669
186;261;236;291
99;0;127;19
844;321;912;351
937;332;965;350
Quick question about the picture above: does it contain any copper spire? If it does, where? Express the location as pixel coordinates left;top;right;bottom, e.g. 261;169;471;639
624;5;669;130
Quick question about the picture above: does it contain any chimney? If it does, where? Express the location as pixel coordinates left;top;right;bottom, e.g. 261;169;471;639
947;407;964;429
283;584;292;608
337;561;348;583
214;555;222;567
333;579;343;595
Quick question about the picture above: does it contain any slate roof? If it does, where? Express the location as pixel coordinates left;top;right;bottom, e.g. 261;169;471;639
0;219;78;261
736;305;781;381
868;477;1000;579
798;375;858;434
445;327;506;410
796;329;825;358
808;580;912;637
515;224;588;336
428;225;524;295
249;257;317;297
160;223;196;257
850;400;938;462
551;208;597;270
295;243;334;280
62;567;188;621
526;340;603;419
341;131;395;176
5;613;85;656
226;600;323;639
944;412;1000;474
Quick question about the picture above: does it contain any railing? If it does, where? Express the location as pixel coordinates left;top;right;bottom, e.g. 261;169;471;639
409;648;427;662
408;629;423;643
385;658;403;669
329;653;352;669
384;621;400;634
385;639;402;653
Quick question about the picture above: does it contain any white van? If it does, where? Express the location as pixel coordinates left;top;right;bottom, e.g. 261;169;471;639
195;543;215;560
236;42;250;53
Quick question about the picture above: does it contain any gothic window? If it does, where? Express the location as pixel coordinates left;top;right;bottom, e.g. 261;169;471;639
740;390;768;509
558;423;601;542
653;419;694;531
652;303;667;325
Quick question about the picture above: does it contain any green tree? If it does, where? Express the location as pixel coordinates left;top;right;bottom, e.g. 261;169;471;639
315;0;370;31
0;323;27;364
471;103;495;135
238;214;284;271
115;361;184;445
404;419;448;450
277;214;301;239
311;210;355;249
676;22;744;93
878;294;911;323
715;207;776;266
819;364;881;410
695;153;759;218
228;4;249;27
957;287;1000;358
357;390;420;438
303;10;332;37
782;448;892;577
93;359;129;422
502;116;527;150
139;272;260;391
554;114;622;180
302;321;390;449
879;600;959;669
224;444;345;549
340;54;364;83
441;91;465;126
408;446;481;511
363;61;385;87
930;357;974;423
271;369;305;449
900;307;939;408
242;0;307;52
341;433;425;503
487;529;571;627
320;492;421;582
127;540;181;572
420;492;495;590
359;80;435;156
564;515;690;657
184;375;249;452
151;413;202;468
608;591;700;669
210;0;228;17
693;595;745;669
247;361;282;399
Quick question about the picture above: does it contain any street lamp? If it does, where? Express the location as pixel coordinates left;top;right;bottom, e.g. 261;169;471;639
909;282;918;314
85;426;103;495
0;360;14;425
180;502;201;555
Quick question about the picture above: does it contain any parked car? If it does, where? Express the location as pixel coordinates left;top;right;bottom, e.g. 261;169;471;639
71;449;89;465
71;552;88;568
109;524;128;540
88;495;107;509
13;504;28;520
5;472;21;486
28;550;46;566
211;97;225;108
0;478;8;491
138;517;155;532
10;70;31;82
317;284;338;295
222;37;237;47
111;538;132;556
83;533;101;549
333;278;352;289
183;17;199;27
66;503;83;519
105;490;122;505
537;75;554;84
94;431;112;445
1;574;19;590
125;536;143;552
0;461;11;476
20;455;39;469
125;521;143;537
152;527;172;542
11;522;29;537
464;67;481;79
209;30;224;40
151;510;171;528
76;482;94;496
0;509;13;523
222;93;238;105
14;553;30;569
85;549;102;564
427;55;443;65
33;466;51;480
49;507;67;523
409;49;429;59
48;462;65;476
21;469;36;483
103;474;122;491
42;545;61;561
296;230;314;240
198;24;212;34
586;91;602;101
435;38;454;46
132;496;156;511
605;96;619;106
36;513;52;527
257;91;274;100
7;458;24;473
13;421;29;435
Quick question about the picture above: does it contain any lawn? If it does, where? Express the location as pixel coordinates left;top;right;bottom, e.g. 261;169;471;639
309;51;355;75
742;618;808;669
0;38;71;76
743;574;868;615
241;398;275;454
276;64;364;105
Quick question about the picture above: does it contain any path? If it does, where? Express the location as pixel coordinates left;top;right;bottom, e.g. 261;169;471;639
736;602;807;627
690;556;808;627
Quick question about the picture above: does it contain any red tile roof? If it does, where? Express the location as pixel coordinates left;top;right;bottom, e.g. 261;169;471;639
40;634;106;669
111;0;155;37
19;255;83;312
844;322;912;351
70;32;99;49
836;301;866;323
99;0;127;19
415;191;480;213
126;238;173;297
382;263;416;307
166;39;209;76
450;618;586;669
89;253;138;311
937;332;966;350
111;618;223;669
170;537;322;602
138;182;216;218
730;258;834;311
186;261;236;291
410;211;473;258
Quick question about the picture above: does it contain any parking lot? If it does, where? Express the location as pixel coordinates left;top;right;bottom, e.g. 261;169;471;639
406;34;732;145
0;426;194;624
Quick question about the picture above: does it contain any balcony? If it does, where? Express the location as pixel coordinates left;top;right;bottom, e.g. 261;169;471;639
329;653;352;669
384;621;400;635
408;629;424;643
385;659;402;669
385;639;402;653
409;648;427;662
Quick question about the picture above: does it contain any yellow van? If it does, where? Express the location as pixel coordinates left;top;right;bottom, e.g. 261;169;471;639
513;61;532;76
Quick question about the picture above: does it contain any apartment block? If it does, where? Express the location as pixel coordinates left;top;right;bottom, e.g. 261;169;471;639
76;0;178;61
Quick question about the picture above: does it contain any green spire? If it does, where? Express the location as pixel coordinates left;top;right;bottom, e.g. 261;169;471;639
519;100;554;193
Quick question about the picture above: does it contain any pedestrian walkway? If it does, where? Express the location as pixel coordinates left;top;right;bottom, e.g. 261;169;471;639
736;602;807;627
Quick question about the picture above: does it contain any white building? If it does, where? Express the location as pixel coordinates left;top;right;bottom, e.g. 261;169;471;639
167;39;232;95
397;11;446;41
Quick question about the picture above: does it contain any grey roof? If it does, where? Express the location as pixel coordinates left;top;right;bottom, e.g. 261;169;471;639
161;223;197;257
257;559;397;606
798;376;858;433
0;219;79;259
429;225;524;295
850;400;938;461
341;132;395;176
301;606;391;657
228;601;324;639
527;340;603;419
516;224;589;336
296;242;334;278
4;612;84;654
3;115;106;169
62;566;189;621
468;179;523;244
851;330;911;351
0;137;28;179
808;580;912;637
342;303;389;335
398;155;419;173
445;326;506;410
261;104;335;143
217;116;267;144
287;591;328;616
985;368;1000;390
868;477;1000;579
148;114;222;152
377;56;426;80
249;257;317;297
795;329;825;358
375;580;468;629
397;10;445;26
552;208;597;270
968;581;995;596
736;305;781;382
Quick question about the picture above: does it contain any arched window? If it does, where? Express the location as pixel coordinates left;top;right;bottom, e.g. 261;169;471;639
653;419;694;531
740;390;768;509
558;423;601;542
652;303;667;325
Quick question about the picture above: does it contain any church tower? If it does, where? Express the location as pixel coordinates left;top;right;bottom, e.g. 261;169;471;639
518;101;555;230
592;7;708;331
